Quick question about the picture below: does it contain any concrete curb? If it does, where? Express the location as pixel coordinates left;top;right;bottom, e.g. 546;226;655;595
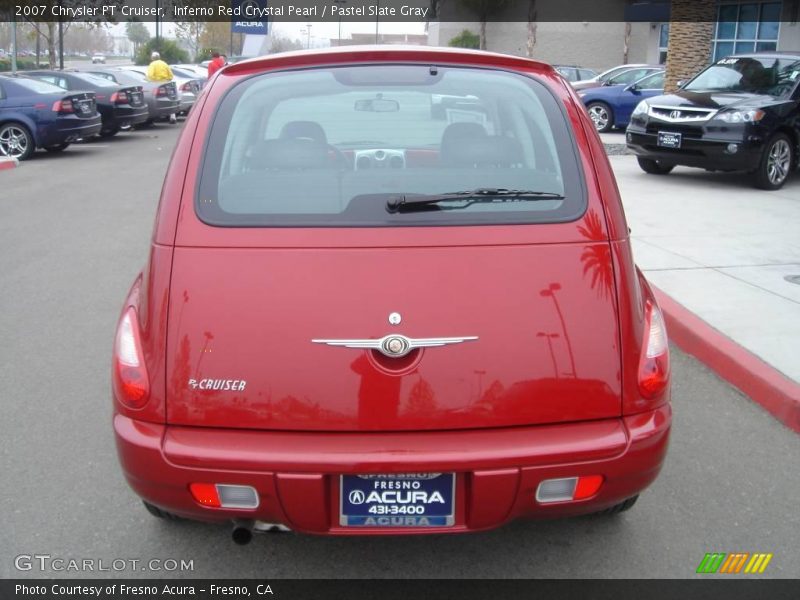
0;157;19;171
654;286;800;433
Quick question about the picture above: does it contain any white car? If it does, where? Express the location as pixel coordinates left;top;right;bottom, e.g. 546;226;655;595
91;55;106;64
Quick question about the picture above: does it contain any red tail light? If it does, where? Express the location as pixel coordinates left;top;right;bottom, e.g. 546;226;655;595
638;301;670;399
110;91;128;104
181;82;192;92
189;483;221;508
113;308;150;409
52;99;73;113
156;86;167;97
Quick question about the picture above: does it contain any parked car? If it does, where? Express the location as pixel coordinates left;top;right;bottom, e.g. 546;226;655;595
627;53;800;190
554;65;598;83
171;64;209;84
92;54;106;64
87;68;180;126
0;74;101;159
578;70;665;132
21;70;148;137
119;65;200;115
112;47;671;540
572;64;662;91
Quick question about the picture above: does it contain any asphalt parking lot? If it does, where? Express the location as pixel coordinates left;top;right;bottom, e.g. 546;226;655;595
1;125;799;579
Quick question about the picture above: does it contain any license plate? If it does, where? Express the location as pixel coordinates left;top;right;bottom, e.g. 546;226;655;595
658;131;682;149
340;473;455;527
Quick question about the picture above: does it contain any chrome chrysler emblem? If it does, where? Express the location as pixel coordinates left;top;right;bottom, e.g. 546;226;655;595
311;334;478;358
670;110;681;120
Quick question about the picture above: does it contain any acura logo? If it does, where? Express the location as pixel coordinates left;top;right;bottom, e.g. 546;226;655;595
349;490;366;505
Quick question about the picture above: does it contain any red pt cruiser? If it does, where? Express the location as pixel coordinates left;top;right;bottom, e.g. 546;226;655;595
112;47;671;543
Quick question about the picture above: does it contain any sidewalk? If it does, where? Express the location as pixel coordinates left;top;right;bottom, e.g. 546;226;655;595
604;136;800;428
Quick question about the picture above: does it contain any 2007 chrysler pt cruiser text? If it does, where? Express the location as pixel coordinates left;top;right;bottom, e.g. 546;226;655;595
112;46;671;543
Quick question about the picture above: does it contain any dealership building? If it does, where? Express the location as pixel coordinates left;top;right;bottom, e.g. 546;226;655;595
428;0;800;70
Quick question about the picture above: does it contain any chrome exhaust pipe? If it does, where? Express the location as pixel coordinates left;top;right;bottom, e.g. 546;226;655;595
231;519;254;545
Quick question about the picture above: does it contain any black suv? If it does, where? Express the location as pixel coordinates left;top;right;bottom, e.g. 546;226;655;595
626;53;800;190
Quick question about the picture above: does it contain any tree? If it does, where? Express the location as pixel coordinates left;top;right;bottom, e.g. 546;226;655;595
135;38;189;66
525;0;538;59
457;0;511;50
175;21;207;62
125;21;151;57
447;30;480;50
269;36;304;54
664;0;715;92
199;22;244;58
23;1;124;67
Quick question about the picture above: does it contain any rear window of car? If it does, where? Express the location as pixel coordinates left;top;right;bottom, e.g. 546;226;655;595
196;64;586;227
9;77;63;94
75;73;118;88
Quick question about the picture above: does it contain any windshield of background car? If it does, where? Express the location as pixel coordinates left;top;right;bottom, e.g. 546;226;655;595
197;65;585;227
685;56;800;96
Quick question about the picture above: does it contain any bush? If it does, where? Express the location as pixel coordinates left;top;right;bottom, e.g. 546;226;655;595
448;30;480;49
0;57;47;72
135;39;189;66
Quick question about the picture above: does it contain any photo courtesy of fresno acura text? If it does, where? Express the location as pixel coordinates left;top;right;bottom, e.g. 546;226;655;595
1;0;798;598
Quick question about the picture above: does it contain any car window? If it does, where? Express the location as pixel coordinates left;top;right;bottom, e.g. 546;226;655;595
609;68;653;85
120;69;147;81
685;56;800;97
578;69;597;80
90;72;117;82
635;71;665;89
197;65;585;228
75;73;118;88
556;67;578;82
9;77;63;94
598;65;631;82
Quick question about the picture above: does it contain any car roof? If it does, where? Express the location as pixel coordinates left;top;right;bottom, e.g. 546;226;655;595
728;52;800;60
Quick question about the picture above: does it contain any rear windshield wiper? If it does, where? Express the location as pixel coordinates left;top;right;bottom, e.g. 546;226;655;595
386;188;565;213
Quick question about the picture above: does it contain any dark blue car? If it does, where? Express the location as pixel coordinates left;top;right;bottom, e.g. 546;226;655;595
0;75;102;160
578;70;665;133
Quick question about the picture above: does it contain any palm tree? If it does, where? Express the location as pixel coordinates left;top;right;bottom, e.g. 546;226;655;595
664;0;716;92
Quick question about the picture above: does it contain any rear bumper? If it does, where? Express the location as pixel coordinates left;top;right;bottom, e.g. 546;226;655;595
38;115;102;146
114;404;671;535
152;98;180;119
111;105;149;128
626;128;763;171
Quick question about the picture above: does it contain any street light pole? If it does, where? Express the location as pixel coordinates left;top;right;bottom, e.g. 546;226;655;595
333;0;348;46
306;24;312;49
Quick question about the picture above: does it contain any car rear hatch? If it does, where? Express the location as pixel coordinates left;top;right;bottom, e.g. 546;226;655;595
164;59;622;433
166;240;622;432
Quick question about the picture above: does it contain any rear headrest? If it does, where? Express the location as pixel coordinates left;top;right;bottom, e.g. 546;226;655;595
441;123;522;167
280;120;328;145
247;139;330;170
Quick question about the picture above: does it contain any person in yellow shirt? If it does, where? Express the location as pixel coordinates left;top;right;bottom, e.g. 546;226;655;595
147;51;177;124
